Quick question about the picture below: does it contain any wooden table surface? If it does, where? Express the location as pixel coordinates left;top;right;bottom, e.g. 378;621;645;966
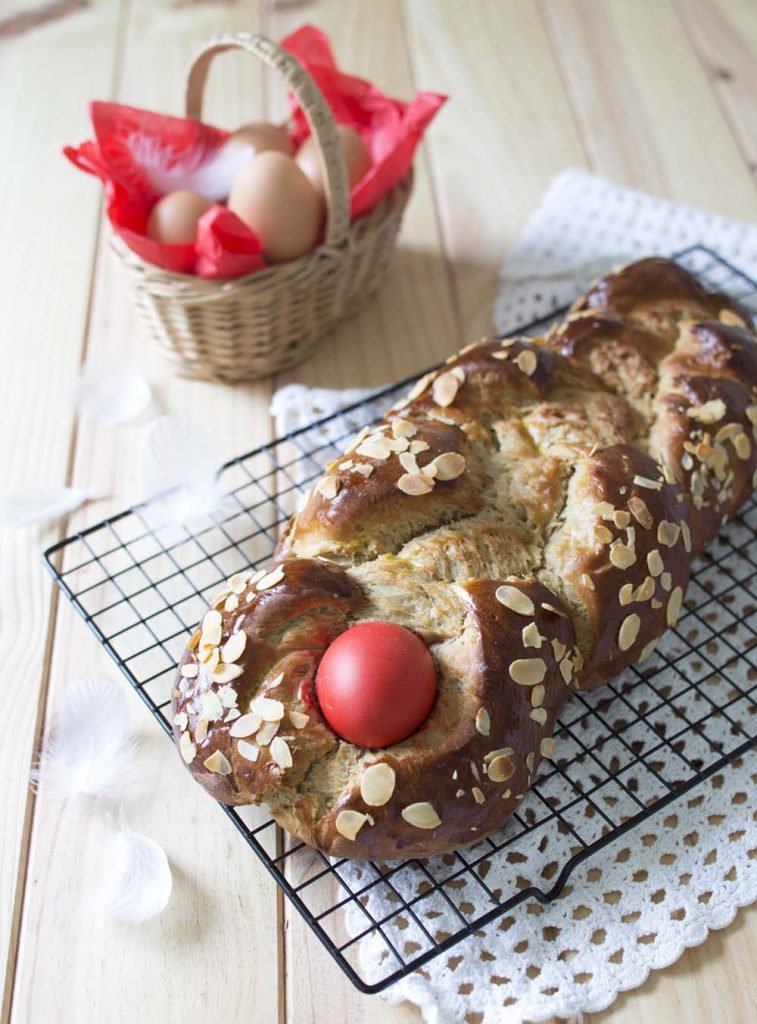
1;1;755;1022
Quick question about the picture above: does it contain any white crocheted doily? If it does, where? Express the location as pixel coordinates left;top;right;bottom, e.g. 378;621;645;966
271;169;757;1023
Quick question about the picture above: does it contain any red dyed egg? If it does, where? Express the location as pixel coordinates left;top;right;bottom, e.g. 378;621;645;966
315;621;437;748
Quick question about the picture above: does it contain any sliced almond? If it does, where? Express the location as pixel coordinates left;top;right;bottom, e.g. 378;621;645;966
201;609;222;647
230;712;263;738
179;731;196;764
360;763;396;806
619;583;634;606
735;433;752;460
472;787;485;804
221;630;247;664
218;685;238;709
392;418;417;439
719;308;747;327
410;439;431;454
288;710;309;729
256;720;280;746
237;739;259;762
647;550;664;577
495;585;534;616
224;708;241;722
399;451;419;474
487;754;515;782
635;576;656;602
531;684;545;707
634;475;663;491
657;521;681;547
638;636;660;662
559;658;573;685
173;711;188;731
613;510;631;528
526;752;535;773
628;496;653;529
475;708;491;736
180;663;199;679
515;349;538;376
522;623;543;649
660;572;673;592
194;717;209;744
618;613;641;652
595;525;614;544
540;738;557;760
581;573;595;591
211;663;244;685
610;542;636;569
431;452;467;481
401;802;442;829
689;399;726;424
250;696;285;722
529;708;547;726
509;658;547;686
224;594;240;613
432;371;461;408
188;629;201;651
201;691;224;721
356;436;393;460
200;646;220;672
336;810;370;841
270;737;293;769
397;472;434;495
317;476;340;499
256;565;285;591
551;639;566;660
203;750;232;775
228;572;250;595
353;463;374;478
667;586;684;627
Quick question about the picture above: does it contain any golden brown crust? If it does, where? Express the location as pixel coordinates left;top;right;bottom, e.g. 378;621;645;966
172;257;757;860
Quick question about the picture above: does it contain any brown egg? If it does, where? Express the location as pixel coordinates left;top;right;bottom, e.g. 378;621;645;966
228;152;323;263
146;190;213;244
295;125;372;200
230;121;294;158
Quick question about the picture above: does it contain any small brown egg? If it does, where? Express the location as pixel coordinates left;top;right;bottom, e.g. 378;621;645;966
230;121;295;158
295;125;372;200
146;190;213;244
228;152;322;263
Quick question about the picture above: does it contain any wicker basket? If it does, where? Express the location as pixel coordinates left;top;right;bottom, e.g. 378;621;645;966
113;33;414;383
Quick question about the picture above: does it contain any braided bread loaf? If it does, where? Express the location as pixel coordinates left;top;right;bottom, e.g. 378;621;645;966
172;258;757;859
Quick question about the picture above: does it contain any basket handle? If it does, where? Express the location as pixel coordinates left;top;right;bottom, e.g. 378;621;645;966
185;32;351;249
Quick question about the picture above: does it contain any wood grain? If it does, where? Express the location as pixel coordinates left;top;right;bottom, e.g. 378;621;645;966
0;2;123;1018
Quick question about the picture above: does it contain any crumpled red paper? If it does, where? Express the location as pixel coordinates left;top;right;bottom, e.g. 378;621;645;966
64;25;446;280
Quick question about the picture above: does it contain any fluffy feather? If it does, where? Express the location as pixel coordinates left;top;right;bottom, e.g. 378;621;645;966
31;676;141;798
75;359;152;424
94;811;172;923
0;486;95;528
128;131;253;202
139;415;225;528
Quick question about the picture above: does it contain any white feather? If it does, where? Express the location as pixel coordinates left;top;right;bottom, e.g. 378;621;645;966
75;359;152;424
139;415;224;529
94;812;172;923
31;676;141;799
0;485;96;528
128;131;254;201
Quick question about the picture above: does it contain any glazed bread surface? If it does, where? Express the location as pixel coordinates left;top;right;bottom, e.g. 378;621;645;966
172;258;757;859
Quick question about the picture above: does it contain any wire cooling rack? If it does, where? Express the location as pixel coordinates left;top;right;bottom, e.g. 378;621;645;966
45;246;757;993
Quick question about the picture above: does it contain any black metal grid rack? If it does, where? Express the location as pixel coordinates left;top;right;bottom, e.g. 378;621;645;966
45;246;757;993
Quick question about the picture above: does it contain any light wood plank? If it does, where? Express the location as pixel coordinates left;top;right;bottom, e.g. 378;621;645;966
405;0;589;338
11;3;285;1024
677;0;757;180
541;0;757;218
0;2;124;1018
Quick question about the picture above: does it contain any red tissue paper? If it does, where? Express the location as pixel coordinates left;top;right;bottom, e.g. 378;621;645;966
64;25;446;280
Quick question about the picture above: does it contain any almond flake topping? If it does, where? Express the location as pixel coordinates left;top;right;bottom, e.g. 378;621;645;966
559;659;573;685
432;371;462;408
356;436;393;461
225;707;241;722
194;717;209;743
735;433;752;460
526;752;535;773
638;637;660;662
218;685;238;708
495;585;534;616
487;754;515;782
230;713;262;738
515;349;538;376
610;542;636;569
250;696;285;722
595;525;614;544
401;802;442;829
237;740;259;762
509;658;547;686
719;308;747;327
647;549;664;577
472;787;485;804
360;763;396;806
317;476;340;500
551;639;566;660
256;721;280;746
475;708;491;736
201;609;222;647
540;738;557;760
431;452;466;480
619;583;634;606
618;613;641;652
530;708;547;726
397;472;434;496
224;594;239;613
680;521;692;552
667;587;684;627
689;399;727;424
180;663;199;679
581;573;595;591
201;691;224;721
289;710;309;729
204;750;232;775
628;496;653;529
485;746;513;762
179;731;196;764
256;565;285;591
658;521;681;547
228;572;249;595
613;510;631;528
399;451;419;474
211;663;244;685
270;737;292;769
353;464;373;478
410;440;431;455
392;419;417;439
221;630;247;664
174;711;188;730
522;623;543;649
634;475;663;491
339;460;354;471
335;810;370;841
531;684;545;707
188;629;201;651
746;405;757;425
635;576;656;602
